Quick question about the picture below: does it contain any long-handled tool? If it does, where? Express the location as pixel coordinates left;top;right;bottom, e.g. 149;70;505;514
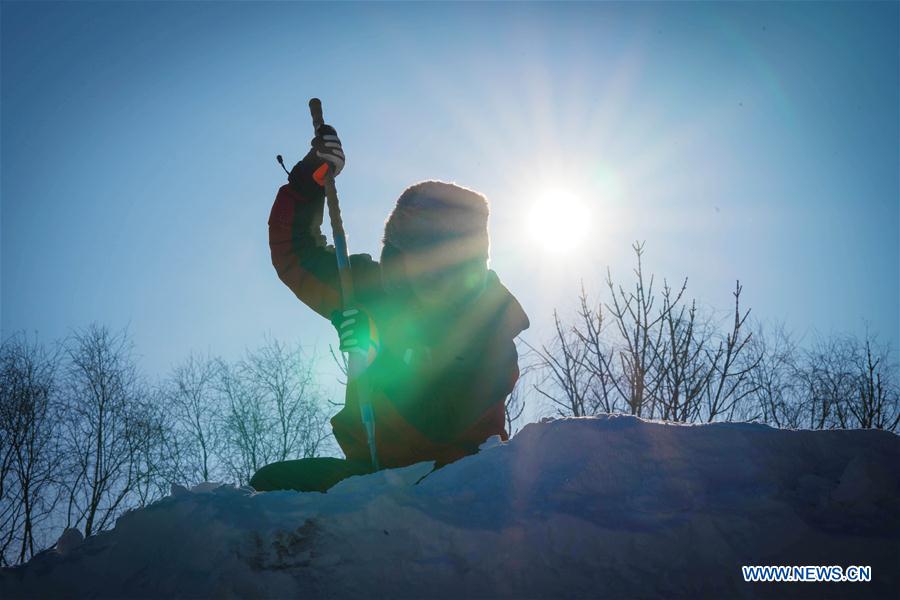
308;98;381;472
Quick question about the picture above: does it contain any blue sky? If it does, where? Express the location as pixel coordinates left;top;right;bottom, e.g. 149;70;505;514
2;1;898;403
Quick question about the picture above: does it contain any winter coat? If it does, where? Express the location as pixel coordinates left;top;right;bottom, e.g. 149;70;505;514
268;182;529;468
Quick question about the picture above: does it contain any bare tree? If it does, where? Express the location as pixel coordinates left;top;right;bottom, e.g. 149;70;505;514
603;242;681;416
0;333;61;565
163;353;222;484
796;335;859;430
699;282;759;422
217;357;270;486
60;324;150;537
535;245;768;425
739;323;801;427
800;332;900;432
655;292;716;423
648;282;701;421
845;336;900;431
244;338;329;462
0;383;17;564
573;284;621;415
218;338;331;485
565;244;688;419
526;310;592;417
126;391;174;507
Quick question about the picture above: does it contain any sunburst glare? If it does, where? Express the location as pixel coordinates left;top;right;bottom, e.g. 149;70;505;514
526;190;591;254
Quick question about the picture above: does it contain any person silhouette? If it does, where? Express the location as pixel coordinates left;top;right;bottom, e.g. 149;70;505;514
251;124;529;492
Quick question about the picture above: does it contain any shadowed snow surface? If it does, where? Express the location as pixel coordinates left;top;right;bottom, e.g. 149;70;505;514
2;415;898;599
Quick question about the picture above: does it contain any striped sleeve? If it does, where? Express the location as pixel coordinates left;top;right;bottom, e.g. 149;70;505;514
268;183;343;319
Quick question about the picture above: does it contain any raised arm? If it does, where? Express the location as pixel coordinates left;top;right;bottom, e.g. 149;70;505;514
269;124;380;320
268;179;343;320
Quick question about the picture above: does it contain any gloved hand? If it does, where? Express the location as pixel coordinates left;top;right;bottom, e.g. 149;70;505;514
330;307;380;362
288;124;345;194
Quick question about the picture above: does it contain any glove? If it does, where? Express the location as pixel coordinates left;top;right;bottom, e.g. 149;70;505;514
288;124;345;194
330;307;380;363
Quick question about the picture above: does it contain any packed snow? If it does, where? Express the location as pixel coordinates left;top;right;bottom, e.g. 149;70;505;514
2;415;898;598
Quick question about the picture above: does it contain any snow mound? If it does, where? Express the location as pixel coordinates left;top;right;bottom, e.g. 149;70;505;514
3;416;898;598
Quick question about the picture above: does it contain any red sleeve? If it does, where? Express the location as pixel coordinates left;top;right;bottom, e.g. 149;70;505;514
268;184;343;319
269;183;382;319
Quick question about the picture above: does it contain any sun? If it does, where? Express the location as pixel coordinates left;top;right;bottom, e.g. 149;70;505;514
525;190;591;254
